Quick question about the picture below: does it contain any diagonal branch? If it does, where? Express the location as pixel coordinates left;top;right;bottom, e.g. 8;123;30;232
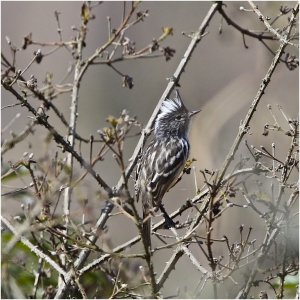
218;5;277;41
1;216;67;277
216;2;299;188
0;83;112;194
235;3;299;298
248;1;299;48
156;247;184;290
76;167;267;276
1;53;89;143
119;2;222;187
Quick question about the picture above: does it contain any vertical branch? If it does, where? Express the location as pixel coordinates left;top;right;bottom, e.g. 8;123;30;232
63;12;87;224
60;6;88;288
32;258;44;298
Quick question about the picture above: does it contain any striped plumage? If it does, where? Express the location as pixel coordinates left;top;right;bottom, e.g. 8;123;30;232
135;90;200;250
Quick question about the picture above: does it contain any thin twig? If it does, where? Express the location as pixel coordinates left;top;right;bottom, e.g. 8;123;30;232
1;216;67;277
1;83;112;194
1;54;89;143
216;2;299;188
236;8;298;298
248;1;298;48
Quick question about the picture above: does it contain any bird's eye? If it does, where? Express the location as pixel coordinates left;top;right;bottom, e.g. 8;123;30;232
175;115;181;120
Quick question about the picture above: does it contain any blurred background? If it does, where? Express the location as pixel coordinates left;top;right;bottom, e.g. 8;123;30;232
2;1;298;298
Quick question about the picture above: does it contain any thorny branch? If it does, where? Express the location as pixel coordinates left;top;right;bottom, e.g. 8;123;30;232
248;1;298;48
1;83;112;194
1;216;67;277
218;2;299;47
216;2;299;188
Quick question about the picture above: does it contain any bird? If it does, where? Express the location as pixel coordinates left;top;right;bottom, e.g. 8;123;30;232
135;90;200;250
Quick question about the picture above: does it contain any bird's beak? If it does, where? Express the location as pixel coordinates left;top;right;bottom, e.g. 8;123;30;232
189;109;201;117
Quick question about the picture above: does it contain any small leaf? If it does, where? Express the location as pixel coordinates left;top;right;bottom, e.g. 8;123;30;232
162;27;173;36
81;3;90;25
122;75;134;89
22;33;32;50
106;115;119;128
1;166;29;183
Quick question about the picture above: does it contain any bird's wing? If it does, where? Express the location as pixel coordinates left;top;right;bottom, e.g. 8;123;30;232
149;138;189;204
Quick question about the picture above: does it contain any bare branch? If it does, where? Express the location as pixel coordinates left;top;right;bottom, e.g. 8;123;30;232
1;216;67;277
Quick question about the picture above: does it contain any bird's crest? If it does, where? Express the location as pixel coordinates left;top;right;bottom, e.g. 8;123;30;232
158;90;188;119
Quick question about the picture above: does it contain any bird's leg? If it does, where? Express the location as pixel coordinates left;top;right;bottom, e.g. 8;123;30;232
158;204;176;229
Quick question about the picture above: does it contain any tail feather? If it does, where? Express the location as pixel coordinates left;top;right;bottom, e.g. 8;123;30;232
142;211;152;252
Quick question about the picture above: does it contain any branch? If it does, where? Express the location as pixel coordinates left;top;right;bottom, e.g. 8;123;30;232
218;5;278;41
235;8;299;298
1;120;36;154
1;54;89;143
248;1;299;48
216;2;299;188
63;6;87;237
76;3;139;82
1;216;67;277
119;2;221;188
0;83;112;194
72;166;266;278
156;247;184;290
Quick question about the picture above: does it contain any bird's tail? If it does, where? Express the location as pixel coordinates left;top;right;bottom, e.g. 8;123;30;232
142;210;152;252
